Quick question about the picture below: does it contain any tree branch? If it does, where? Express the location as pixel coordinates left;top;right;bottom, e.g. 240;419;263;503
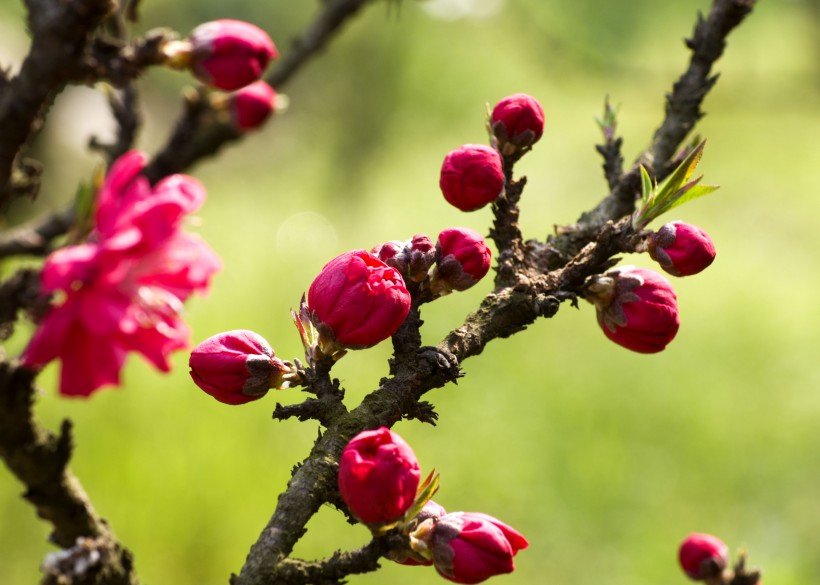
556;0;756;258
232;2;756;583
0;0;114;207
0;357;138;584
145;0;374;181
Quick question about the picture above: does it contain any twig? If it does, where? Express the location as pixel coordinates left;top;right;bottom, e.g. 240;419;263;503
146;0;374;181
554;0;756;258
0;207;74;259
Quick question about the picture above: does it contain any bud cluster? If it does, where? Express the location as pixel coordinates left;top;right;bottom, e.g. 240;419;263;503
338;427;528;584
440;93;545;212
584;220;716;353
161;19;282;133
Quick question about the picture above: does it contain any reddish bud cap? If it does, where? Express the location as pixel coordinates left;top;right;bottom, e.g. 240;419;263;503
338;427;421;525
307;250;411;349
649;221;716;277
430;512;528;584
189;19;277;91
433;228;492;292
440;144;504;212
491;93;545;154
679;533;730;580
189;330;283;404
589;266;680;353
229;81;278;132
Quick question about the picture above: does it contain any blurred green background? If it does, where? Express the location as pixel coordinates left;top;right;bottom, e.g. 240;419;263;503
2;0;820;583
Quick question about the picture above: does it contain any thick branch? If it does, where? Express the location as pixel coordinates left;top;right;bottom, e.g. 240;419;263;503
0;357;138;584
233;3;756;582
0;0;114;207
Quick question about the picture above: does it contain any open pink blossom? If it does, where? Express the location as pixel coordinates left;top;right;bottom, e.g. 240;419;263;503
22;151;220;397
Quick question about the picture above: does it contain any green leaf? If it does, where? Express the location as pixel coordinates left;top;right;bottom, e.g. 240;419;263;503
632;139;719;228
640;164;654;204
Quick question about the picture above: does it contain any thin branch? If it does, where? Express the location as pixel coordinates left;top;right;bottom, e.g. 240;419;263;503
266;0;372;89
555;0;756;258
0;207;74;259
145;0;374;181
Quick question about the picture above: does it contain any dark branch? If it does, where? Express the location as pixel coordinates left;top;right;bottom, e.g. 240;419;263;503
0;358;138;584
233;2;756;582
0;0;114;207
146;0;374;181
554;0;756;258
0;207;74;259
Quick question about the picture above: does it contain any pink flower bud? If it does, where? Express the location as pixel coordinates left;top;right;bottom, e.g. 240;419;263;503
678;533;730;580
648;221;716;277
189;330;285;405
189;19;277;91
338;427;421;525
229;81;278;132
491;93;545;155
433;228;492;293
307;250;411;349
440;144;504;212
427;512;529;584
586;266;680;353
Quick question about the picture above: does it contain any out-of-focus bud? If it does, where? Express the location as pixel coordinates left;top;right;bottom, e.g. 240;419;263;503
431;228;492;294
338;427;421;525
188;19;277;91
678;533;730;581
490;93;545;156
228;81;279;132
307;250;411;350
440;144;504;212
648;221;716;277
189;330;289;405
421;511;528;584
389;500;448;566
584;266;679;354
